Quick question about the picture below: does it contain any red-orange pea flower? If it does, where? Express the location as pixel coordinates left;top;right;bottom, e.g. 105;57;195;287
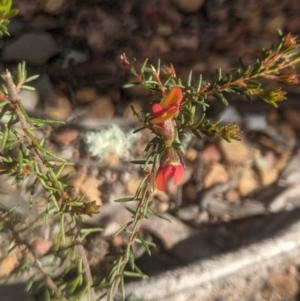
150;86;182;125
155;147;184;191
156;163;184;191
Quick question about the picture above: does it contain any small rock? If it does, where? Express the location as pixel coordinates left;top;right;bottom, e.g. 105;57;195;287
177;205;199;221
111;234;123;248
143;212;196;250
169;35;199;50
81;176;102;206
18;88;39;112
3;33;59;65
87;27;106;53
103;152;121;166
185;147;198;162
152;189;170;204
237;168;260;196
51;128;79;146
75;87;98;104
32;237;53;255
57;145;78;161
260;166;279;186
88;96;115;119
261;270;299;301
41;0;66;15
245;114;268;131
203;162;229;188
200;143;222;162
67;167;87;197
172;0;204;13
0;247;21;278
226;188;240;203
263;14;286;35
17;0;38;20
45;90;72;120
219;106;242;124
126;176;142;196
220;139;252;164
164;5;182;24
58;48;90;68
106;87;121;104
158;201;169;213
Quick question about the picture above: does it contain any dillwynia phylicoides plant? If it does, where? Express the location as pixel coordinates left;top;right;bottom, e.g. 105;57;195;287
1;2;300;301
100;32;300;300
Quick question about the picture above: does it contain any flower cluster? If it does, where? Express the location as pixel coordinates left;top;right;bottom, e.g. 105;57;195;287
151;87;185;191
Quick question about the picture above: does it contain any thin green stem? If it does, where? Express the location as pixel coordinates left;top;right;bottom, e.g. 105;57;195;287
107;181;153;301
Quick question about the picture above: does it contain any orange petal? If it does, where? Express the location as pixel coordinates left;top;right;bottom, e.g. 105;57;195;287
173;164;184;186
150;106;179;124
161;86;182;109
155;165;174;191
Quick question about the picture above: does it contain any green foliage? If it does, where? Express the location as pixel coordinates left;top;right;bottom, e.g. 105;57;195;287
0;63;100;301
122;31;300;144
0;0;18;35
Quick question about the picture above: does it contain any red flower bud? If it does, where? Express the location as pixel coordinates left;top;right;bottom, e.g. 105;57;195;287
120;53;131;67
